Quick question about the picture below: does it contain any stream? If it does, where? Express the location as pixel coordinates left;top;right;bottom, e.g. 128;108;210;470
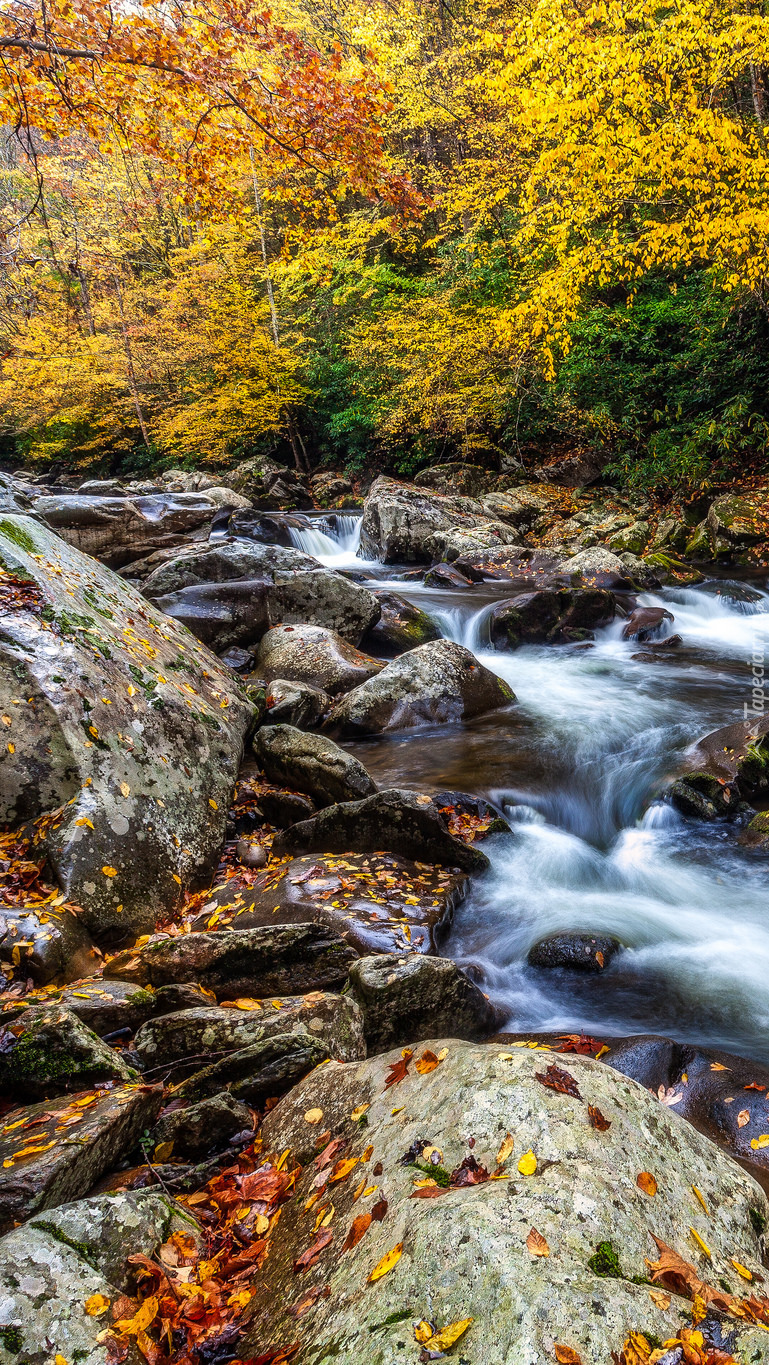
288;512;769;1063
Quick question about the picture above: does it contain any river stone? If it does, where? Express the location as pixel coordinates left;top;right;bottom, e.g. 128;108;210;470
422;560;475;588
273;789;490;873
0;978;160;1037
150;1093;253;1159
327;639;515;735
194;852;468;956
257;624;383;695
263;677;331;728
687;714;769;802
133;992;365;1075
489;587;616;649
622;605;675;640
0;900;99;986
149;579;272;652
527;932;622;972
31;1188;198;1288
669;772;735;820
345;953;496;1052
740;810;769;850
607;519;650;554
0;515;253;944
241;1042;769;1365
363;590;441;656
707;492;769;549
0;1083;162;1231
0;1004;138;1099
31;491;219;568
559;546;632;584
172;1029;330;1105
104;923;358;998
360;476;487;563
424;520;524;563
254;724;377;806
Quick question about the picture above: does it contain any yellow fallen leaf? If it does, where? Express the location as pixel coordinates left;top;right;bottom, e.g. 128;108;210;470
554;1347;584;1365
595;1045;610;1060
526;1227;550;1257
620;1333;652;1364
84;1293;110;1316
351;1104;370;1122
690;1227;712;1258
691;1185;710;1216
368;1242;403;1282
13;1141;56;1159
751;1134;769;1149
120;782;130;797
209;799;218;810
414;1320;434;1343
429;1318;473;1351
710;1062;729;1071
222;998;262;1011
304;1108;323;1125
636;1171;657;1197
518;1150;537;1176
101;866;118;878
731;1258;754;1281
496;1132;514;1166
114;1295;159;1336
153;1141;174;1162
648;1289;671;1311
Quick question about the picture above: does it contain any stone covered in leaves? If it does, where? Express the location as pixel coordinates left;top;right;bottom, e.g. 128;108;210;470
0;515;254;943
0;899;99;985
241;1042;769;1363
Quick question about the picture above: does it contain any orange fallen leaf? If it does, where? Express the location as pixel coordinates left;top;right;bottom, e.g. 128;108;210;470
341;1212;372;1253
415;1049;440;1074
588;1105;611;1132
496;1132;514;1166
738;1109;750;1127
84;1292;110;1316
554;1346;583;1364
384;1050;413;1089
636;1171;657;1196
648;1288;671;1310
293;1228;333;1273
526;1227;550;1257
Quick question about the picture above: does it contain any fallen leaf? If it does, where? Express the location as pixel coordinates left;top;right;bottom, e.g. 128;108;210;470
648;1288;671;1310
620;1332;652;1364
329;1157;358;1184
101;866;118;878
415;1049;440;1074
526;1227;550;1257
554;1347;583;1365
304;1108;323;1125
637;1171;657;1197
371;1197;388;1222
384;1051;413;1089
690;1227;712;1258
222;998;263;1010
113;1296;159;1336
710;1062;730;1071
84;1293;110;1316
588;1105;611;1132
429;1317;473;1351
368;1243;402;1282
414;1320;435;1344
731;1258;754;1281
535;1063;581;1097
518;1150;537;1176
350;1104;370;1122
153;1141;173;1162
738;1109;750;1128
691;1185;710;1216
289;1284;331;1319
293;1228;333;1273
341;1213;372;1252
496;1132;514;1165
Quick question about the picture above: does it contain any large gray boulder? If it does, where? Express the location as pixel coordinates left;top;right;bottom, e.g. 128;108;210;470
363;590;441;656
0;1004;138;1099
0;515;253;943
263;677;331;728
274;788;490;872
346;953;496;1051
360;476;488;563
242;1042;769;1364
257;623;383;694
254;723;377;806
0;901;98;986
31;491;222;568
489;587;616;649
143;539;379;646
327;639;514;735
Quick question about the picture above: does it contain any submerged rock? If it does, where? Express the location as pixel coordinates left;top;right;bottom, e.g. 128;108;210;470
345;952;496;1052
327;639;514;735
253;723;377;806
257;624;383;695
0;515;253;943
527;932;622;972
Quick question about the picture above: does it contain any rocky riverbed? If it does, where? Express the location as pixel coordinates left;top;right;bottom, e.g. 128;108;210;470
0;461;768;1363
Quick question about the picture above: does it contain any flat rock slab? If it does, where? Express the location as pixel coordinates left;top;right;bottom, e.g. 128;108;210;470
104;922;358;999
193;853;468;956
0;1004;138;1099
0;977;161;1036
241;1042;769;1364
0;1083;162;1231
133;991;365;1077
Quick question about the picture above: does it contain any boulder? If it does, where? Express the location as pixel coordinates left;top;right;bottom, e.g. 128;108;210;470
0;978;161;1037
143;539;379;645
0;1189;195;1364
31;491;220;568
360;476;488;563
413;462;497;496
560;546;632;584
345;953;497;1052
685;519;713;559
740;811;769;850
490;588;616;649
708;491;769;551
104;922;358;998
0;1083;162;1231
669;772;736;820
273;789;490;873
622;606;675;640
327;640;514;735
363;591;441;656
253;724;377;806
150;1093;253;1159
0;901;99;986
172;1029;330;1105
0;473;33;514
687;714;769;803
607;519;650;554
257;624;383;695
241;1043;769;1364
0;515;253;943
424;520;524;563
194;852;468;956
527;932;622;972
263;677;331;728
150;580;271;652
0;1004;138;1099
133;992;365;1077
422;560;475;588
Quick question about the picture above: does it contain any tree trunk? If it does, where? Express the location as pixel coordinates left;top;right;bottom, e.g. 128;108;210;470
112;275;151;452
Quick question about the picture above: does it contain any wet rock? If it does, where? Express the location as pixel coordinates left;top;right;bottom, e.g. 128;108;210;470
236;838;267;868
254;724;377;807
194;852;468;956
263;677;331;728
327;639;515;735
621;605;675;640
0;1004;137;1099
669;772;735;820
560;546;632;584
345;953;497;1052
527;932;622;972
431;790;511;838
0;515;253;944
0;978;159;1037
151;579;271;652
422;560;475;588
687;714;769;803
739;811;769;850
642;552;702;586
0;901;99;986
257;624;383;696
708;491;769;551
173;1030;330;1104
607;519;650;554
685;518;713;559
219;644;256;673
143;539;379;645
255;787;316;826
425;521;524;564
32;491;221;568
150;1093;254;1159
244;1044;769;1364
0;1083;162;1231
360;476;490;563
490;587;616;649
134;992;365;1077
363;591;441;657
273;788;490;873
104;923;358;999
221;509;311;547
452;545;568;582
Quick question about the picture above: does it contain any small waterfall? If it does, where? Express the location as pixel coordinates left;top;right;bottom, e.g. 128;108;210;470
287;513;365;567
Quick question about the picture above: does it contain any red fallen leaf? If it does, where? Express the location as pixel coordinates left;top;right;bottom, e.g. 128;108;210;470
449;1154;490;1187
293;1227;333;1273
240;1168;293;1201
556;1034;603;1055
745;1082;767;1091
410;1185;445;1198
535;1063;581;1098
371;1197;388;1222
588;1105;611;1132
246;1348;301;1365
288;1285;331;1318
384;1050;413;1089
373;1161;384;1176
316;1138;347;1170
342;1212;372;1252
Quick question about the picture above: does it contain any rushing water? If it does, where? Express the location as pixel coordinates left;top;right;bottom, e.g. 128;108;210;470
300;512;769;1061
